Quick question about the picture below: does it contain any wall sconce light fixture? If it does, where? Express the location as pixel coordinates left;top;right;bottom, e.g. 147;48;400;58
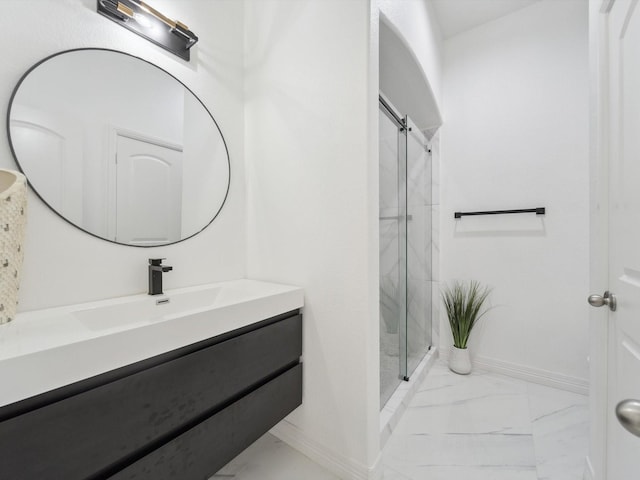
97;0;199;61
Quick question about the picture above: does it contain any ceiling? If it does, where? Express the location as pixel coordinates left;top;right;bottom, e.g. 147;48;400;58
430;0;541;39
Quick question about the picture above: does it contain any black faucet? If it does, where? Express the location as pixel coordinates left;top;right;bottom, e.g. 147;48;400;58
148;258;173;295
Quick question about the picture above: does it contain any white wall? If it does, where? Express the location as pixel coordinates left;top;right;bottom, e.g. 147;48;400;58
379;0;443;111
245;0;381;478
441;0;590;388
0;0;246;311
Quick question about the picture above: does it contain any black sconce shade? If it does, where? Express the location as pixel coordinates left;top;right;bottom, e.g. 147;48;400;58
97;0;198;61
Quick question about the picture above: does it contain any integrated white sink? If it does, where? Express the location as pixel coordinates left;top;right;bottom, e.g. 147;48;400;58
74;281;279;331
0;279;304;407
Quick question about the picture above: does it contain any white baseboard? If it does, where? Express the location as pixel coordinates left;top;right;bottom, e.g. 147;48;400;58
584;456;595;480
270;419;382;480
440;350;589;395
369;453;383;480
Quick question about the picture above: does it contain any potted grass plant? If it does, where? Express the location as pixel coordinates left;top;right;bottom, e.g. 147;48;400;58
441;280;492;374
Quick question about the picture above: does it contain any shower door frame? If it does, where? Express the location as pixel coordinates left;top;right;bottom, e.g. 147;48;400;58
379;94;432;392
379;94;409;381
404;114;432;380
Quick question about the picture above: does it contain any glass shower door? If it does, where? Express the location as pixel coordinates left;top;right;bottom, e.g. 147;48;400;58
379;98;432;409
405;117;432;378
379;106;405;407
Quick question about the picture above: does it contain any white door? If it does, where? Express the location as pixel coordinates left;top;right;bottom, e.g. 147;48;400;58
9;105;83;225
601;0;640;477
115;135;183;245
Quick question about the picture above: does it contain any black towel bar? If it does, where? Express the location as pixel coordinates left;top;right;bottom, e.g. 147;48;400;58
454;207;545;219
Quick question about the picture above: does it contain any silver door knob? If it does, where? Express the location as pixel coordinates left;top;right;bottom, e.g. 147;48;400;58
588;290;617;311
616;399;640;437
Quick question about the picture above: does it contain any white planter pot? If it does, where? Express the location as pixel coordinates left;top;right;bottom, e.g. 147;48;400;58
449;346;472;375
0;169;27;324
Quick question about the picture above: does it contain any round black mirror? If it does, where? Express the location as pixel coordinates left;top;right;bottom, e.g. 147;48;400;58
7;48;230;246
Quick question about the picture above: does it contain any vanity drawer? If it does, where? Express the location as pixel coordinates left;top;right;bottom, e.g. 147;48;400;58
0;312;302;480
111;363;303;480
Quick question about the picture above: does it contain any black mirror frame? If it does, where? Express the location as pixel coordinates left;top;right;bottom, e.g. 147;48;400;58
6;47;231;248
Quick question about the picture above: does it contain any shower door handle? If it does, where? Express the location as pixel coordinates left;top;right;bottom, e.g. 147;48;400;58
378;215;413;221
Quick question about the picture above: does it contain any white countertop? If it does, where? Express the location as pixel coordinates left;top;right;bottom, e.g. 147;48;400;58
0;279;303;408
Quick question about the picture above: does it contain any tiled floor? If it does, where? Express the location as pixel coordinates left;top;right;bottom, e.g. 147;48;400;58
383;362;588;480
209;433;340;480
211;361;589;480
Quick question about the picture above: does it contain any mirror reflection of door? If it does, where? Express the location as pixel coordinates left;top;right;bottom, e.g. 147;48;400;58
9;105;83;225
114;134;183;246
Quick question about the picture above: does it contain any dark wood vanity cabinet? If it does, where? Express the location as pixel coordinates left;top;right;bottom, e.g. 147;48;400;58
0;310;302;480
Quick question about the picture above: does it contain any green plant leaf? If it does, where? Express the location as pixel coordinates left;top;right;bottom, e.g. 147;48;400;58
441;280;492;349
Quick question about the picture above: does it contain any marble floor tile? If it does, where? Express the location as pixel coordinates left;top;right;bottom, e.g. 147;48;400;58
210;433;339;480
384;432;536;469
383;466;413;479
393;393;532;436
382;361;588;480
409;364;529;409
384;464;538;480
527;383;589;480
393;363;532;437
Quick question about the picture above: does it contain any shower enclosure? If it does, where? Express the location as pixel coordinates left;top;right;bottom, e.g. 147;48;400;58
379;95;432;408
